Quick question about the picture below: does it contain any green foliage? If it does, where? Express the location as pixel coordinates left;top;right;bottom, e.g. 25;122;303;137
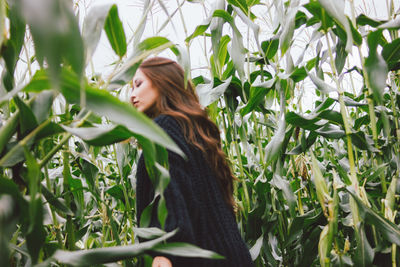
104;4;127;58
0;0;400;266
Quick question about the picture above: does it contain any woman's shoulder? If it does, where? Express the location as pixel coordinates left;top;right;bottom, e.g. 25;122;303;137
153;114;177;126
153;114;185;144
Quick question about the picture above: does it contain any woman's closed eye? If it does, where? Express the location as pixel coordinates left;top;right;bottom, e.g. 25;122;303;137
135;80;142;88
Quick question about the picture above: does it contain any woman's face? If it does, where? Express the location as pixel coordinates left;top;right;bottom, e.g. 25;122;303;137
130;69;159;114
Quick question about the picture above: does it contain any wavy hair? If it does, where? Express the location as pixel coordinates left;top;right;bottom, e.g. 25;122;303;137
137;56;236;211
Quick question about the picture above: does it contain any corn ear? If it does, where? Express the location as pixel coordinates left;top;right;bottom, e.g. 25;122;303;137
311;152;330;215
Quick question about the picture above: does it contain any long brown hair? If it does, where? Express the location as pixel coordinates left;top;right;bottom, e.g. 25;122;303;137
138;56;236;210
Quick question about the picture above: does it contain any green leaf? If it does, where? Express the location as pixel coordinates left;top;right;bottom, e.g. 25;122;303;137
378;17;400;29
0;83;27;105
25;197;46;263
106;205;121;245
210;1;224;77
365;30;388;105
349;18;362;46
318;110;344;125
22;71;51;93
315;124;345;139
315;97;336;112
261;38;279;60
82;3;113;64
68;176;84;213
34;122;64;140
311;152;329;214
0;119;62;167
232;5;262;56
41;185;73;216
290;67;307;83
140;201;155;228
247;0;260;6
241;78;274;116
185;22;211;43
53;230;178;265
307;71;337;94
353;223;374;267
295;10;308;29
385;176;397;212
270;173;296;216
356;14;384;27
106;185;125;202
0;0;5;49
62;124;133;146
286;112;322;131
335;38;347;74
104;4;127;57
318;0;353;53
133;227;167;239
24;69;184;157
347;187;400;246
2;2;26;91
153;242;224;259
382;38;400;71
249;235;263;260
350;131;378;152
171;44;191;87
304;1;334;29
264;115;286;165
279;3;298;56
24;148;45;264
250;70;272;84
0;176;28;213
227;0;248;14
288;131;318;155
14;96;38;137
213;10;246;81
157;195;168;229
79;158;98;190
0;112;19;155
21;0;84;84
197;76;232;107
109;36;173;89
318;225;330;267
362;163;387;183
31;91;55;124
334;96;366;107
212;35;231;77
134;135;159;185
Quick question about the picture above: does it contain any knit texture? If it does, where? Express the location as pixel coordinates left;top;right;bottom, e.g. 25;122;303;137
136;115;254;267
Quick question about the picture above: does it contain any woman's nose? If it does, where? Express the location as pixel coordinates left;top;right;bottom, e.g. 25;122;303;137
130;91;136;103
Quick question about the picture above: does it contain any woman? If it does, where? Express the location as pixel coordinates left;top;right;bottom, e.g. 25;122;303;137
132;57;253;267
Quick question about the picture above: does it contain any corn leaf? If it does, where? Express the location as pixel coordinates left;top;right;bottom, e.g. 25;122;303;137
104;4;127;58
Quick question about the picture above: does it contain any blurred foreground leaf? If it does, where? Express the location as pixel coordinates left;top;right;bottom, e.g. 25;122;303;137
24;69;184;157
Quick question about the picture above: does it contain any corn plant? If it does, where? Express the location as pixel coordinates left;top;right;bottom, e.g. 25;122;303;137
0;0;400;266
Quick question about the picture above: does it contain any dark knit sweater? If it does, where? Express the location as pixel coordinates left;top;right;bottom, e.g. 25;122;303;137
136;115;254;267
